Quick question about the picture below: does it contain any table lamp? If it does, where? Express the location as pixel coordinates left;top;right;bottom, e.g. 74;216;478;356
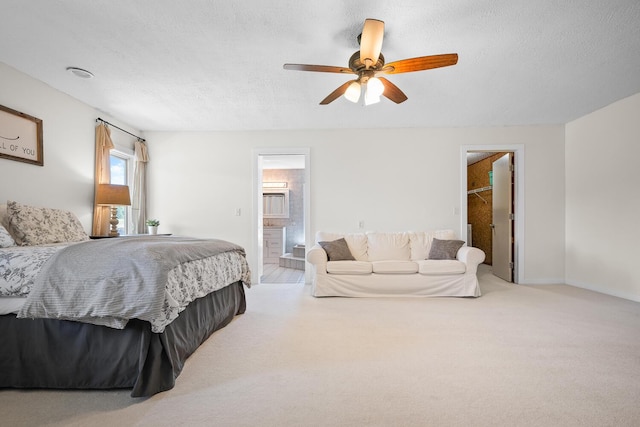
96;184;131;237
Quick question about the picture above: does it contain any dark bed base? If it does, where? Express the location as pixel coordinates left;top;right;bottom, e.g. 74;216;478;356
0;281;246;397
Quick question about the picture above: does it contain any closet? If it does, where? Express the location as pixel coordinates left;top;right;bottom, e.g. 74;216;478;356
467;151;514;283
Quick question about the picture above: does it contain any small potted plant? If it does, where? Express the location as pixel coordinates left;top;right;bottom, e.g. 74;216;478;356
146;219;160;235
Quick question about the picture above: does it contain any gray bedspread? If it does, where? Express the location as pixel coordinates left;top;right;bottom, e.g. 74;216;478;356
17;236;250;332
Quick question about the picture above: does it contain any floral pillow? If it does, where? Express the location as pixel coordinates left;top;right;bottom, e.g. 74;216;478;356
0;225;16;247
7;200;89;246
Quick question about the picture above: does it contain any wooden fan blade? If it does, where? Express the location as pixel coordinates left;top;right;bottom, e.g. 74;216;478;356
283;64;354;74
383;53;458;74
319;80;357;105
378;77;408;104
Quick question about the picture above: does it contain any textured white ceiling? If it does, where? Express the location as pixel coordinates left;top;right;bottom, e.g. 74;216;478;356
0;1;639;132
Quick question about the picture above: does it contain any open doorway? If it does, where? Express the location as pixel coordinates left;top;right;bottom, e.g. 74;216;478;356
253;148;311;285
460;145;525;284
467;152;513;282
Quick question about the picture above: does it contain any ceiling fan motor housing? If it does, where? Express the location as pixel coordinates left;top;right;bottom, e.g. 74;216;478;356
349;51;385;71
349;51;385;83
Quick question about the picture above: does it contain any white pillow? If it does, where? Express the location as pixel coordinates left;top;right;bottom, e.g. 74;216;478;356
0;225;16;247
409;231;429;260
366;232;410;261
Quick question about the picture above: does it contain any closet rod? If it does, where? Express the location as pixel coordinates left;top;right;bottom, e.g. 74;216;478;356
467;185;492;195
95;117;145;142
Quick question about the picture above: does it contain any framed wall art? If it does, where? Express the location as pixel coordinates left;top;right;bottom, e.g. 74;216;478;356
0;104;43;166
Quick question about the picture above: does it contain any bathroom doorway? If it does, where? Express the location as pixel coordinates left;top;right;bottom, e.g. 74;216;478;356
253;148;311;284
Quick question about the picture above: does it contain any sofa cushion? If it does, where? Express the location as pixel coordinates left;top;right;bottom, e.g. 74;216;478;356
318;238;355;261
409;230;457;260
428;238;465;260
366;232;410;261
371;261;418;274
327;261;373;275
316;232;368;261
417;260;466;275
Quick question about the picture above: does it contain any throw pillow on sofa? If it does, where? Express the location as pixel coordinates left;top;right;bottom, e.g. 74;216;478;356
319;238;356;261
428;238;465;260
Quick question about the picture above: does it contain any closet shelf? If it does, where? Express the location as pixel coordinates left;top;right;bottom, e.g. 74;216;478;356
467;185;492;195
467;185;492;204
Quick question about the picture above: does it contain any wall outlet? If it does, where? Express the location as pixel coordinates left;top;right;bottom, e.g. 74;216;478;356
235;208;241;216
358;220;365;229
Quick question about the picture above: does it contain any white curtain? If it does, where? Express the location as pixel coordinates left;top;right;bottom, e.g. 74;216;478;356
92;124;114;236
132;140;149;234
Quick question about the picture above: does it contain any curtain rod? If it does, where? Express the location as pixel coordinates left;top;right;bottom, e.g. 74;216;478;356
95;117;145;142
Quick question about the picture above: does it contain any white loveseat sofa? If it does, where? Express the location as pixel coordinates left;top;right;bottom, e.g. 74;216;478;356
306;230;485;298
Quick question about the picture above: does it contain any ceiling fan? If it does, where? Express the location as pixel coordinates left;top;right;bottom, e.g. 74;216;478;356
283;19;458;106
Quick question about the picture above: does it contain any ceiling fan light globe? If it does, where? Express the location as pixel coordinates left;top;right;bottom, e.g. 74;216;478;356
344;81;361;103
367;77;384;97
364;89;381;106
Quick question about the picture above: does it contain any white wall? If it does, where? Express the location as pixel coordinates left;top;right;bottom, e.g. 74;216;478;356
5;61;638;300
146;125;566;285
565;93;640;301
0;61;570;290
0;62;142;232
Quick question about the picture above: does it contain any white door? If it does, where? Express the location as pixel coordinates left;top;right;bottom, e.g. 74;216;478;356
492;153;513;282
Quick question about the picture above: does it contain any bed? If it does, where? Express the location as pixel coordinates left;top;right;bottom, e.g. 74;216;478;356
0;201;251;397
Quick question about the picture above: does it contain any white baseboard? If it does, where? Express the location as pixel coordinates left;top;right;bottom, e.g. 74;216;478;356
517;278;640;303
565;280;640;303
518;278;565;285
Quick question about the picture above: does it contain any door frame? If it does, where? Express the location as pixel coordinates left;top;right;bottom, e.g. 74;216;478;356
252;147;311;284
460;145;524;284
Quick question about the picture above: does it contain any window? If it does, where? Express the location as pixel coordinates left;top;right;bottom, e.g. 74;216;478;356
110;150;133;235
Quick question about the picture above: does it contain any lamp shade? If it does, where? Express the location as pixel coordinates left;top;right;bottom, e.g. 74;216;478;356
96;184;131;206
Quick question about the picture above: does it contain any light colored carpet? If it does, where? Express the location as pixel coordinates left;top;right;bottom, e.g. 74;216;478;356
3;265;640;427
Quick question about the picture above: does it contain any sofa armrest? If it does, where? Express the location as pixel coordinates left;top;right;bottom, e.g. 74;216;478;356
306;244;328;273
456;246;486;274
